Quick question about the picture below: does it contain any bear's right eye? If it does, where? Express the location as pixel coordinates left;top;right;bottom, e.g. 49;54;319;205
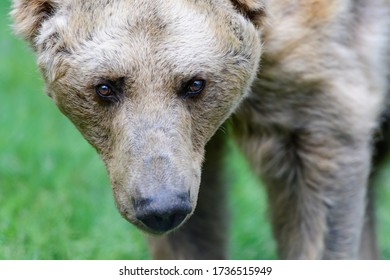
94;78;124;103
95;84;113;98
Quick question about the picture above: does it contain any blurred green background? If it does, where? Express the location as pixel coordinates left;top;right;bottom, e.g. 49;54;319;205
1;0;389;259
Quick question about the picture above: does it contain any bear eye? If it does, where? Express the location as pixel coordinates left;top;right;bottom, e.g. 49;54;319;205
95;84;113;98
184;79;206;96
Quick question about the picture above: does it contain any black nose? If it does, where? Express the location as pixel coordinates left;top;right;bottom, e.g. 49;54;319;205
134;191;192;233
139;211;189;233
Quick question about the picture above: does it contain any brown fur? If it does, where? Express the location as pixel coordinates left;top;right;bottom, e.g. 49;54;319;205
11;0;390;259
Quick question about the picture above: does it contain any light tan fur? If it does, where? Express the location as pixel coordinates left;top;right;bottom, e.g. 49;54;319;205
11;0;390;259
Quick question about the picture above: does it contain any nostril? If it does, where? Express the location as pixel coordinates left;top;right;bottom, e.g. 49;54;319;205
134;191;192;233
140;212;188;233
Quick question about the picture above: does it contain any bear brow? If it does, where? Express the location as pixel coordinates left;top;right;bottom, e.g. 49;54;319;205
40;31;71;56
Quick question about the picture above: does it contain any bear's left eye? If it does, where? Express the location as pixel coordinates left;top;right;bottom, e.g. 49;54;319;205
184;79;206;97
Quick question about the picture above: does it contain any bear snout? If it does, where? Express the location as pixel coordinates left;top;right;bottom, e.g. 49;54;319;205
133;191;192;234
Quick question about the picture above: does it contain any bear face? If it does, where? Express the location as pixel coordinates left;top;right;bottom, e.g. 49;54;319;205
12;0;264;234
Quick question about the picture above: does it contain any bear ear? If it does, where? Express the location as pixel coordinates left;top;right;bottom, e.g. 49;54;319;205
11;0;58;47
230;0;267;27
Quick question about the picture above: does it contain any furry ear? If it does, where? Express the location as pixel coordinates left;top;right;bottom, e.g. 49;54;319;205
230;0;267;27
11;0;58;47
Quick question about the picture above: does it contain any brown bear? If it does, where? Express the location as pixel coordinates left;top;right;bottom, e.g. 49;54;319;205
11;0;390;259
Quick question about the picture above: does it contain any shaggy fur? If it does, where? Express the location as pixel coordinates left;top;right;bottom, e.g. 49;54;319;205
11;0;390;259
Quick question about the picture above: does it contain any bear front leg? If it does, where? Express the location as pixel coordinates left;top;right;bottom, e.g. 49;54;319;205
260;130;372;259
147;128;228;259
233;111;375;259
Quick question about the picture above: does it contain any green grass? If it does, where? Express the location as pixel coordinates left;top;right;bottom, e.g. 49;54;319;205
0;0;389;260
